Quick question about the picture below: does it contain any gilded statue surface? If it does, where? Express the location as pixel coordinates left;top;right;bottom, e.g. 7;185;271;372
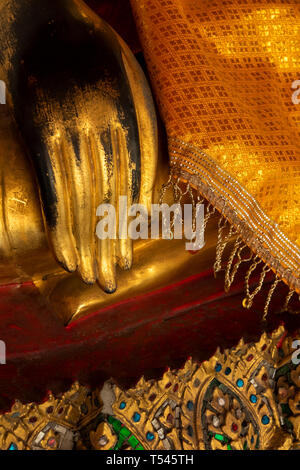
0;0;299;323
0;0;222;324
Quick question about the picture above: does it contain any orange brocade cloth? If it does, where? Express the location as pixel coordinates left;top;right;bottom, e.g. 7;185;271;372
130;0;300;295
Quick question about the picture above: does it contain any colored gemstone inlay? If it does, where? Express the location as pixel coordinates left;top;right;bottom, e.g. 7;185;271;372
187;401;194;411
215;363;222;372
193;379;200;387
128;435;139;449
250;394;257;404
47;438;56;448
231;423;238;432
225;367;231;375
262;415;270;425
120;427;131;439
119;402;126;410
8;443;18;450
146;432;155;441
236;379;244;388
108;416;122;433
133;412;141;423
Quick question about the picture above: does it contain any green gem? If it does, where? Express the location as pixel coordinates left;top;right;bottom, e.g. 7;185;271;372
108;416;123;433
135;444;145;450
120;427;131;439
114;434;127;450
215;433;229;443
128;435;139;449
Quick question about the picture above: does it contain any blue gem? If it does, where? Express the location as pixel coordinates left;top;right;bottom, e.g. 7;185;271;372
119;401;126;410
250;394;257;404
133;412;141;422
225;367;231;375
8;443;18;450
187;401;194;411
215;363;222;372
262;415;270;425
146;432;155;441
187;425;194;437
236;379;244;388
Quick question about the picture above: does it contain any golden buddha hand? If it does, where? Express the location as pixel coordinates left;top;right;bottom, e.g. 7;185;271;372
0;0;158;292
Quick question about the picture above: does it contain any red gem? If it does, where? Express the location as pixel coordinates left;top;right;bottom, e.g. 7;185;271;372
165;382;172;389
231;423;238;432
47;438;56;448
262;374;268;382
149;394;156;402
58;407;64;414
173;384;179;392
29;416;37;424
261;344;267;351
167;414;174;424
46;406;54;414
247;354;254;361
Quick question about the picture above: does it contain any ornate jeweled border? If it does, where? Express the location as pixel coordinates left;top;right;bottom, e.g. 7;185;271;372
1;327;299;450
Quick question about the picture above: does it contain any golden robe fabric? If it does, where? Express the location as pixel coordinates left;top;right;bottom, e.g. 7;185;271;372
130;0;300;295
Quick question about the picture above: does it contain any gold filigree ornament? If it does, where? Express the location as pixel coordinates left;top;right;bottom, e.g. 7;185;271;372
1;327;300;450
111;327;299;451
0;383;102;450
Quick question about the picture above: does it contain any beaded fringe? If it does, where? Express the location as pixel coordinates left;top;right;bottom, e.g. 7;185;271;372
160;173;300;321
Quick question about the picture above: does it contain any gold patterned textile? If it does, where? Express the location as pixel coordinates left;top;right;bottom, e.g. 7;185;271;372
130;0;300;294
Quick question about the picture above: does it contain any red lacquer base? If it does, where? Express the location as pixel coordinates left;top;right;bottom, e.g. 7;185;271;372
0;269;298;412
